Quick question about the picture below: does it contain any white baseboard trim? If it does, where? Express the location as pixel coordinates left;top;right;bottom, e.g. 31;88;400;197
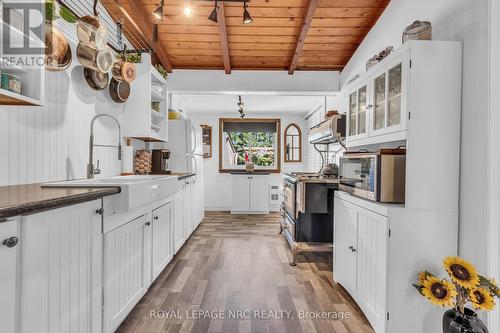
204;207;231;212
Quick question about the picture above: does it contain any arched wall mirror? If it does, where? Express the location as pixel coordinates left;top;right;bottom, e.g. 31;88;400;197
284;123;302;162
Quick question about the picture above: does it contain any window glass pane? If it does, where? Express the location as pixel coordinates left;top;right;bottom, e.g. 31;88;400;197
287;126;299;135
358;86;367;134
292;136;299;147
388;63;402;126
222;125;278;169
349;92;357;136
374;73;386;130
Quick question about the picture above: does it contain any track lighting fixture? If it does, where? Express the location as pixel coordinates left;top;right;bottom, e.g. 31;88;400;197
152;24;159;42
182;1;252;24
237;95;245;118
242;1;253;24
152;0;164;20
208;1;218;23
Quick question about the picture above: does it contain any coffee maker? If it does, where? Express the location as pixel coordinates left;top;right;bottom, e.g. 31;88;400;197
151;149;171;174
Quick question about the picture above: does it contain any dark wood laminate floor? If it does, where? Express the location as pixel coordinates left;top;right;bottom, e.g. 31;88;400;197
117;212;374;333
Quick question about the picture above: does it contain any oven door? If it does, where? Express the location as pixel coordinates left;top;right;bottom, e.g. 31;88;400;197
282;180;296;218
339;154;379;201
280;211;296;246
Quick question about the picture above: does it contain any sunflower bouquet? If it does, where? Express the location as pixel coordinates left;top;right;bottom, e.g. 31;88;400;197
413;256;500;314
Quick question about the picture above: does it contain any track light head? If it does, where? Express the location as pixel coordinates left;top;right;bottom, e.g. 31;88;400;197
152;0;164;20
208;1;218;23
243;1;253;24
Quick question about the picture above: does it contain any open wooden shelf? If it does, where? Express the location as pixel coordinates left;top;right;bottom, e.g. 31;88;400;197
0;88;43;106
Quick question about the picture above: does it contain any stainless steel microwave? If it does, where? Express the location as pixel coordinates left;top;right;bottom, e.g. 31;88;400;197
339;149;406;203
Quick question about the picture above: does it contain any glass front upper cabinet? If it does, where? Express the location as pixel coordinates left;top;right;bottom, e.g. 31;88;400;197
370;60;404;134
348;84;368;139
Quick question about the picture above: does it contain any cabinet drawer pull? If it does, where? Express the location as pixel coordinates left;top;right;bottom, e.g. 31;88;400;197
154;216;159;220
145;222;151;226
3;236;19;248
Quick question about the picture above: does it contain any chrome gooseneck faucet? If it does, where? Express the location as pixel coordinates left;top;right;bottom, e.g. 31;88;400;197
87;114;122;179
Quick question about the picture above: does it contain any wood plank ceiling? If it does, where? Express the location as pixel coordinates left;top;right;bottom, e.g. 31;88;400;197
101;0;390;74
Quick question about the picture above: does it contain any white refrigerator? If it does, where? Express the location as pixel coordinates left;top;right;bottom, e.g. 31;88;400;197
164;118;203;176
163;118;205;224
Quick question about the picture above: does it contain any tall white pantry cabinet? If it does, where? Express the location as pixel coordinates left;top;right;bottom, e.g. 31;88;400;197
334;41;462;333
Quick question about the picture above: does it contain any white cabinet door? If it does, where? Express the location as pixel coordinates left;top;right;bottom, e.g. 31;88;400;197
185;178;194;238
249;176;269;213
104;215;149;333
356;207;388;333
20;200;103;333
333;198;358;295
174;180;186;253
0;218;19;333
231;175;250;213
347;81;370;141
152;201;174;281
193;157;205;227
369;53;409;137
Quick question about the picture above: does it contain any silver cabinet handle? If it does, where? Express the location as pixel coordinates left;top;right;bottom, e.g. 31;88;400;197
3;237;19;248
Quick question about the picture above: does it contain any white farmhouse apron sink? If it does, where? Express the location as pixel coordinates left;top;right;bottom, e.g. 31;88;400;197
42;175;178;214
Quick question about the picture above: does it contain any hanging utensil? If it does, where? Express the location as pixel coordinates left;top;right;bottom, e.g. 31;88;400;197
45;23;72;71
111;44;136;83
77;42;113;73
109;77;130;103
84;68;109;90
77;0;108;49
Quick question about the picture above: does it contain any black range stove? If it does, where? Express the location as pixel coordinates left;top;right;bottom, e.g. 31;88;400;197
280;172;338;266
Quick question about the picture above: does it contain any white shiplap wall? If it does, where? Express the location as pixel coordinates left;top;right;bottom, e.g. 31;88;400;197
0;19;127;186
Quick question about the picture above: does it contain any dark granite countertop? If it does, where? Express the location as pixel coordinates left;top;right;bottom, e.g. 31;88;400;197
170;172;196;180
0;184;120;219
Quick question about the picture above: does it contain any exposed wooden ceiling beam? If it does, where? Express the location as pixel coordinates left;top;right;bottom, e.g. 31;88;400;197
102;0;173;72
216;2;231;74
288;0;320;75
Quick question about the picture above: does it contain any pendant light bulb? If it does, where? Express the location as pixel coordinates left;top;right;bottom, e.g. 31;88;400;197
208;1;218;23
242;1;253;24
184;1;193;17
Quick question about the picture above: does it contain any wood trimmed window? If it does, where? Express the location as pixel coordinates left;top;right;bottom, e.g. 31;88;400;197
284;123;302;162
219;118;281;173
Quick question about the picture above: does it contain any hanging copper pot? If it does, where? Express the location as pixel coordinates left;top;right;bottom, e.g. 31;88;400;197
77;42;113;73
76;1;108;49
109;77;130;103
84;68;109;90
45;23;72;71
111;45;136;83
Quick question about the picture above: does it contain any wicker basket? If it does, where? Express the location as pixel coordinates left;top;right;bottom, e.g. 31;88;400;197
134;150;152;175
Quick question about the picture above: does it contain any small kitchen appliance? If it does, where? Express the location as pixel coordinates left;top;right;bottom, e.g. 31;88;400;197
151;149;171;174
339;148;406;203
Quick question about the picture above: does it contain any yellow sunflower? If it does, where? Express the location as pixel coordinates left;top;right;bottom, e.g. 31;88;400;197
418;271;436;285
489;279;500;298
443;256;480;289
470;288;496;311
422;276;457;307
